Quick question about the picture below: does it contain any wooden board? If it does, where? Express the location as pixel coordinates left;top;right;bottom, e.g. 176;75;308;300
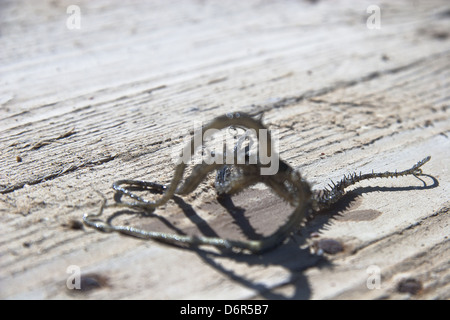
0;0;449;299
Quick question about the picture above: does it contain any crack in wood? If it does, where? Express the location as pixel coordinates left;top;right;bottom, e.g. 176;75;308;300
348;204;449;256
247;50;450;117
29;128;76;150
0;155;117;194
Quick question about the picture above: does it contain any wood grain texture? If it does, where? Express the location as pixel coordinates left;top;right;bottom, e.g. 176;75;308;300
0;0;449;299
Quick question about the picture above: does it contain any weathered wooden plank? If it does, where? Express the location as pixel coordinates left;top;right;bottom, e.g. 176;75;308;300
0;0;449;299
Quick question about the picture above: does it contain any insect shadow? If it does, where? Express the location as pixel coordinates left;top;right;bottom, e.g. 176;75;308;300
105;173;438;299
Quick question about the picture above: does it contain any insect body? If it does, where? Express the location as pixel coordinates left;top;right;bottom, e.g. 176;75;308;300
83;112;431;253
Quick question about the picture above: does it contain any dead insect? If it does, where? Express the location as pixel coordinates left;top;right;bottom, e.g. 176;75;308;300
83;112;432;254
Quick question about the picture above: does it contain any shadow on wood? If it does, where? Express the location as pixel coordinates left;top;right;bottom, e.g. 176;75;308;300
101;173;439;299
